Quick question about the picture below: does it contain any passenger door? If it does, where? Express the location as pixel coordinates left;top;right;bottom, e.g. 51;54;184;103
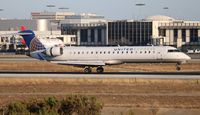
156;49;163;60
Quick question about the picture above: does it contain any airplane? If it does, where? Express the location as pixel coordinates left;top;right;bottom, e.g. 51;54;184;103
5;28;192;73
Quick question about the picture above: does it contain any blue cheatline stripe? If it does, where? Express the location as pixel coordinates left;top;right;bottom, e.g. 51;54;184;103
37;53;46;60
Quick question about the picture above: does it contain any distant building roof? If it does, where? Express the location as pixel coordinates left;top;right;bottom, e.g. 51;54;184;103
31;11;75;20
144;15;175;21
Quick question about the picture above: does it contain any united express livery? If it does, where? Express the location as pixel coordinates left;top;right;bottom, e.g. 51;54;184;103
16;29;191;73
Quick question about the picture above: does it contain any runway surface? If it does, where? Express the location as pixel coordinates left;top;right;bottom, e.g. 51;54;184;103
0;72;199;79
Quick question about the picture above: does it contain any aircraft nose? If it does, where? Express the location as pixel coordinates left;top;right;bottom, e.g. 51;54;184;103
185;54;191;60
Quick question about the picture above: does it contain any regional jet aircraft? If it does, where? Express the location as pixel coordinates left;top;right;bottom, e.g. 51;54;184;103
11;29;192;73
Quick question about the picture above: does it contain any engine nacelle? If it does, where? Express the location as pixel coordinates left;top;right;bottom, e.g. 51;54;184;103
46;47;63;57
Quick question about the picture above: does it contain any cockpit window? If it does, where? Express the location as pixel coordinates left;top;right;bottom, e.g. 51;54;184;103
168;49;180;52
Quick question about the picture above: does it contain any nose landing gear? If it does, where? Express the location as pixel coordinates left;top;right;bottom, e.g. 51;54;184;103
176;62;181;71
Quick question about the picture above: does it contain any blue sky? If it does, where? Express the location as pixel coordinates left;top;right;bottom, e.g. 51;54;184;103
0;0;199;20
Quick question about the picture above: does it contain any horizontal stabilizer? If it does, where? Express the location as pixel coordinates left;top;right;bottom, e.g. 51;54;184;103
51;60;106;66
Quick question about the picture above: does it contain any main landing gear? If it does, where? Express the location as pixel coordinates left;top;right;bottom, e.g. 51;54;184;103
84;67;92;73
84;66;104;74
176;62;181;71
96;66;104;73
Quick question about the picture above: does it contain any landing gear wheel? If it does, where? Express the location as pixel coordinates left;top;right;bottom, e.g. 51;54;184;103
84;67;92;73
176;66;181;71
176;63;181;71
96;66;104;73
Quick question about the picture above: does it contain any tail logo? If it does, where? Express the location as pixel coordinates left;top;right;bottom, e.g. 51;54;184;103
29;37;45;51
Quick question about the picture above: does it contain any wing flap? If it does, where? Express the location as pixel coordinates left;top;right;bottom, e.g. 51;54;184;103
51;60;106;66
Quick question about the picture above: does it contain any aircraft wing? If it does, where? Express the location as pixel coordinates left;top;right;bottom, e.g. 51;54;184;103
50;60;106;66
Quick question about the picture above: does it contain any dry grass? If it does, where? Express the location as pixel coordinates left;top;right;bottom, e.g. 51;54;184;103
0;77;200;108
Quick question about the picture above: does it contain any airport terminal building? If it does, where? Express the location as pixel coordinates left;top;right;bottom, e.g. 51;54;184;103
61;15;200;49
107;16;200;49
61;14;107;46
107;21;152;46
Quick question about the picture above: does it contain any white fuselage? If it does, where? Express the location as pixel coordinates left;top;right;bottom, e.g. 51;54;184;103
31;46;191;66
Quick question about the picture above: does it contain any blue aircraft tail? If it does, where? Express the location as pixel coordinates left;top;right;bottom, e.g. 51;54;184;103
19;30;35;48
19;30;45;52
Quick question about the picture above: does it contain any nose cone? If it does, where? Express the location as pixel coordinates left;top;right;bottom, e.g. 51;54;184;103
180;53;191;64
184;54;191;61
186;54;191;60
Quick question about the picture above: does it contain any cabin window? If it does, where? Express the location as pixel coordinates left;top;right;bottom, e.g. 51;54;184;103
91;52;93;54
122;51;124;54
104;51;106;54
100;51;102;54
149;51;151;53
82;51;84;54
86;51;89;54
96;52;98;54
131;51;133;54
145;51;147;54
140;51;142;54
117;51;119;54
113;52;115;54
108;51;110;54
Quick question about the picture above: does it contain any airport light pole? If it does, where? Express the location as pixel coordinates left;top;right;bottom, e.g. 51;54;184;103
46;5;56;8
163;7;169;10
0;9;4;18
46;5;56;12
58;7;69;11
163;7;169;16
135;3;146;20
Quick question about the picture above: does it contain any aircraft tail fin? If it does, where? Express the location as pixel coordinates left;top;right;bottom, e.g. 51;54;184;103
19;30;35;48
19;29;46;51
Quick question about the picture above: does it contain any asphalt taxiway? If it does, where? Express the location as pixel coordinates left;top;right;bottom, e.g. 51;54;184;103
0;72;199;79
